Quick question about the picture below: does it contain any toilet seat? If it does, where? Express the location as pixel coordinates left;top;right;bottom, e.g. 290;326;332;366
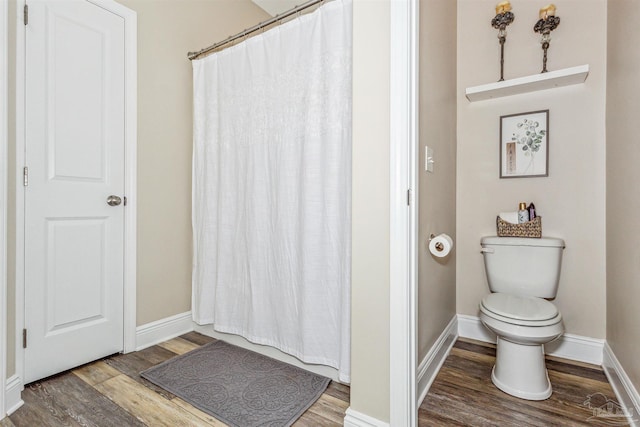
481;293;562;327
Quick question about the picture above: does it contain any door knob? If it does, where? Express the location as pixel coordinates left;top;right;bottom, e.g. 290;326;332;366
107;195;122;206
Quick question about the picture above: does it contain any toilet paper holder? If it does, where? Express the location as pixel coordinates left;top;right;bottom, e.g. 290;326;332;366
429;233;445;252
428;233;453;258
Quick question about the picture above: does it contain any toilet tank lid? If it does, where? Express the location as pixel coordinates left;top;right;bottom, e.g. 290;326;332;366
481;236;565;248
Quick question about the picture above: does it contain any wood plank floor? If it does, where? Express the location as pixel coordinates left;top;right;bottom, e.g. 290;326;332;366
2;336;622;426
419;338;623;426
6;332;350;427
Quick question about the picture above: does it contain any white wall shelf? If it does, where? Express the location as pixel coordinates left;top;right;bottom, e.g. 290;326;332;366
465;64;589;102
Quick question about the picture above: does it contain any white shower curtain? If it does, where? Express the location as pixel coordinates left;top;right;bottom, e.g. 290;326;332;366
191;0;352;382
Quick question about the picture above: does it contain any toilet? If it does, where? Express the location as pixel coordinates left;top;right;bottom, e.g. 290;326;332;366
479;236;565;400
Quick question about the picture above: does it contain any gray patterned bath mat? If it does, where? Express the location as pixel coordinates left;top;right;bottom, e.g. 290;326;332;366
140;340;330;427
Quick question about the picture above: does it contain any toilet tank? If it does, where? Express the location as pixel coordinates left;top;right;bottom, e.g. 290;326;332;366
481;236;565;298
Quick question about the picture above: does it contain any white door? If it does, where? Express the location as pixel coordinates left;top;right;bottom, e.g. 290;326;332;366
24;0;125;383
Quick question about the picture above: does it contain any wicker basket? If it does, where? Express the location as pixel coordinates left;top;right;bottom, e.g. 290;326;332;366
496;216;542;238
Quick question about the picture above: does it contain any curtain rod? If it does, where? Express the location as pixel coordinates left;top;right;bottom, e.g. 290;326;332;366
187;0;327;61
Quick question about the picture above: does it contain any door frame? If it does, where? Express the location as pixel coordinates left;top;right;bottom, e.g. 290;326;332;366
13;0;137;393
389;0;419;425
1;0;9;417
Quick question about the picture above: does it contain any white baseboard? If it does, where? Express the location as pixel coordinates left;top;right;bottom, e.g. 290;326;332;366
603;343;640;427
194;324;341;382
417;315;457;406
545;333;605;365
135;311;195;351
5;375;23;416
458;314;496;343
457;314;604;365
344;407;390;427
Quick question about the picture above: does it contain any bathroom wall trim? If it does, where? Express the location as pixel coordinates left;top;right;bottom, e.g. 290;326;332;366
545;332;605;365
134;310;346;381
416;315;458;406
194;324;341;382
457;314;605;365
344;408;390;427
0;0;7;417
4;375;23;416
457;313;496;342
135;311;195;351
603;343;640;427
388;0;419;424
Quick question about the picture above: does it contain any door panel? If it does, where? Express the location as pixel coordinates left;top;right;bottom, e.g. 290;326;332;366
49;11;107;182
24;0;125;383
46;217;107;330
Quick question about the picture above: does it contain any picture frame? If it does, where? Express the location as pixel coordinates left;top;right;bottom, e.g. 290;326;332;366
500;110;549;178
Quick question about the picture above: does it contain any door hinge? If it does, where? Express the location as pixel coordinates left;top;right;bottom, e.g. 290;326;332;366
23;166;29;186
23;329;27;349
407;189;411;206
24;4;28;26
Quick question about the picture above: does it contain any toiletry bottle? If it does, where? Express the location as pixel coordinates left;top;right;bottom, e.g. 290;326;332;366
528;203;536;220
518;202;530;223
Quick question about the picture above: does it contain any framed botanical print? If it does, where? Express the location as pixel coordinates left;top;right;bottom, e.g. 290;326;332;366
500;110;549;178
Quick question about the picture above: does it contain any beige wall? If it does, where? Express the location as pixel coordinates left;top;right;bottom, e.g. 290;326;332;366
114;0;269;325
457;0;607;339
350;0;390;422
606;0;640;394
418;0;457;360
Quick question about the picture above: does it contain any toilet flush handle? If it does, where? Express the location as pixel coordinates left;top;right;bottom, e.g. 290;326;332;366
480;247;495;254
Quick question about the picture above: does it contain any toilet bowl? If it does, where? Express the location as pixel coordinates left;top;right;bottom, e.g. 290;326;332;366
480;292;564;400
